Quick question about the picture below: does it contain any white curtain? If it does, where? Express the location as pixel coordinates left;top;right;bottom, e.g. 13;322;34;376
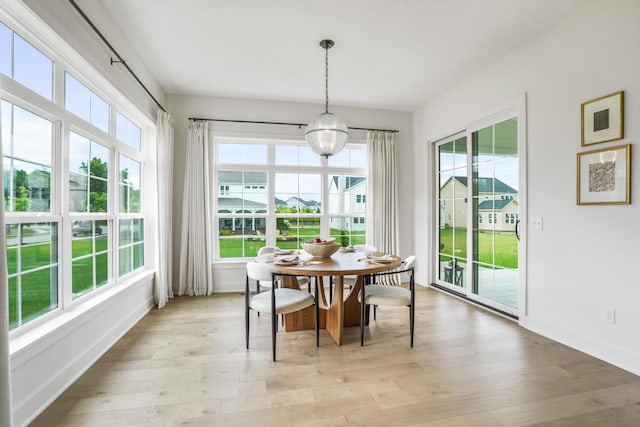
366;130;399;256
154;110;174;307
0;106;14;425
178;120;214;296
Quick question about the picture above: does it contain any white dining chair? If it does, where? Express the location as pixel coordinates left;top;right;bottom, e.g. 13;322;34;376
358;255;416;347
245;262;319;361
258;245;310;292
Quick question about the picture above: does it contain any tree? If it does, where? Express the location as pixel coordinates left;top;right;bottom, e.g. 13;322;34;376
14;186;31;211
80;157;108;212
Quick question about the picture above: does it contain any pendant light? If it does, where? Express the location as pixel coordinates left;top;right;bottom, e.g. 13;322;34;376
305;39;349;158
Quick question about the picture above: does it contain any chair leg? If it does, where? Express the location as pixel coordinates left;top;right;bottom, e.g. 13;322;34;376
360;275;367;346
272;309;277;362
245;277;250;350
329;276;333;303
373;305;377;321
256;281;261;317
315;278;320;347
410;303;415;348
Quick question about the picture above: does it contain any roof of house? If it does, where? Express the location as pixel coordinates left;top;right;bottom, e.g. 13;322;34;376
477;199;516;211
218;171;266;184
217;197;266;210
451;176;517;194
285;196;320;207
330;176;365;191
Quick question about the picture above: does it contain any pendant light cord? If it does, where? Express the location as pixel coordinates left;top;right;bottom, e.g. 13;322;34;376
324;44;329;114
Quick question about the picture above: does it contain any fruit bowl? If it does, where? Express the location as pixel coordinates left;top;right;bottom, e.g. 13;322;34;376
302;240;341;258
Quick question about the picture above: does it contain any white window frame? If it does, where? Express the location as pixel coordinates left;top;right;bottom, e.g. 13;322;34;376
210;125;367;261
0;10;151;335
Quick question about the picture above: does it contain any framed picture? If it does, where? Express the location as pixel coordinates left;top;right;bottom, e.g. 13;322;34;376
577;144;631;205
581;91;624;146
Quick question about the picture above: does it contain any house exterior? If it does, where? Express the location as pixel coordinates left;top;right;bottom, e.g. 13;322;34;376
328;175;366;232
439;176;518;232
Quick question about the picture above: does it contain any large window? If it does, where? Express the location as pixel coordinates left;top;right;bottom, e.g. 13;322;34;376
1;18;147;331
215;139;367;259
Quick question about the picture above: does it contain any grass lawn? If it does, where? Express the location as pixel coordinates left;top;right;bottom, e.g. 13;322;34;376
439;228;518;268
219;227;366;258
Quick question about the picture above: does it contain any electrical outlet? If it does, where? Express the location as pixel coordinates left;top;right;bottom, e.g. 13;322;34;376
603;307;616;324
532;216;543;229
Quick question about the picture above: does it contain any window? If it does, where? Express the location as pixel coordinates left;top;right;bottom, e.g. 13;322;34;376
65;72;109;132
215;138;366;259
119;154;141;213
356;194;366;203
0;21;53;100
1;100;53;212
116;112;141;151
1;18;147;331
7;222;58;329
69;132;109;212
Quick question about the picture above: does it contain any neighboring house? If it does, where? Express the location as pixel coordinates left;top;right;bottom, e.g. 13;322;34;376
328;176;366;232
284;196;320;212
440;176;518;232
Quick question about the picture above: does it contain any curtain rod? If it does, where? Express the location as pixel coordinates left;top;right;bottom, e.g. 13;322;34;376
188;117;399;133
68;0;166;113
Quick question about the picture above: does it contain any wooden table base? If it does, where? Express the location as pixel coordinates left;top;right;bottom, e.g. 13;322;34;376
283;276;362;345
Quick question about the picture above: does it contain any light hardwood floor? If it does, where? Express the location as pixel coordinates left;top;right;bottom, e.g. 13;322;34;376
32;287;640;426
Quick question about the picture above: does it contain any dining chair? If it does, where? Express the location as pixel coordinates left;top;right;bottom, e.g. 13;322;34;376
245;262;319;361
342;244;379;291
257;246;311;292
358;255;416;347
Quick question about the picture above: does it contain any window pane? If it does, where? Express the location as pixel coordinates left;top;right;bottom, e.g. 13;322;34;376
71;220;110;299
13;33;52;100
328;147;367;168
69;133;109;213
217;171;267;213
1;100;54;212
65;73;109;132
217;142;266;164
116;112;141;151
218;217;266;258
275;173;321;213
133;243;144;269
90;92;109;133
65;73;90;122
328;175;366;215
0;22;11;77
275;145;321;166
10;103;52;166
119;155;141;213
330;217;366;247
72;258;93;297
7;222;58;330
119;246;132;276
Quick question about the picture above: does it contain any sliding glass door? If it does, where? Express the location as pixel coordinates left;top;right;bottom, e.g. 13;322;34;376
435;108;524;317
471;118;519;310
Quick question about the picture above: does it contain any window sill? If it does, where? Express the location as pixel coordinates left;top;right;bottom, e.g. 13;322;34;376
9;268;154;360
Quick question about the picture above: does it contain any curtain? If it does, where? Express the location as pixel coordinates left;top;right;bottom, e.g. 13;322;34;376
0;105;14;425
154;110;174;307
366;130;399;256
178;120;213;296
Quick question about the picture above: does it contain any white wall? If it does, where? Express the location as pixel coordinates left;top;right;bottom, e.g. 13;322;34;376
167;94;414;292
413;0;640;375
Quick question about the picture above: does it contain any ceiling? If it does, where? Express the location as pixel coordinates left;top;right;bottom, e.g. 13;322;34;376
94;0;588;112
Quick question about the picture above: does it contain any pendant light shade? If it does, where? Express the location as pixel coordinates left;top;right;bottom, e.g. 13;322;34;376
305;112;349;157
305;39;349;158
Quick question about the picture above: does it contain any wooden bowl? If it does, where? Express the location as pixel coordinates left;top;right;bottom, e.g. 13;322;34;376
302;241;341;258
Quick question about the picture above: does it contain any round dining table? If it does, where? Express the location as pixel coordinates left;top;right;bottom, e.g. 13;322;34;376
275;249;402;345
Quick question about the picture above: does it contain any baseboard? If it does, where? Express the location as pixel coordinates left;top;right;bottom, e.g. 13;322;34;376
522;315;640;377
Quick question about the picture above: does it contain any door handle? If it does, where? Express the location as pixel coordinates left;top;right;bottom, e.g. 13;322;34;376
515;219;521;241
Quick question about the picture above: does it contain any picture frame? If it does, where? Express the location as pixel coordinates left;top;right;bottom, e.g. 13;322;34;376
581;91;624;146
577;144;631;205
